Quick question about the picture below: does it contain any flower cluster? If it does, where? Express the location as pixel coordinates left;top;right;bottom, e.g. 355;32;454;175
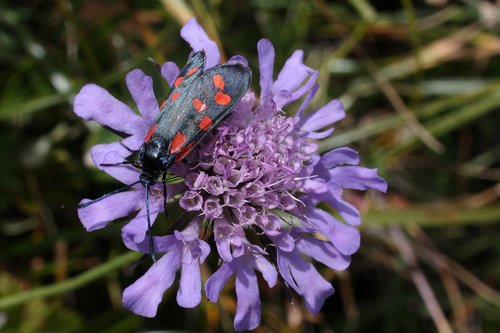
74;18;387;331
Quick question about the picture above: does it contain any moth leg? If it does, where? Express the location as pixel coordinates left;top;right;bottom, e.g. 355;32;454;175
100;161;131;167
162;172;168;221
99;160;142;169
145;185;156;263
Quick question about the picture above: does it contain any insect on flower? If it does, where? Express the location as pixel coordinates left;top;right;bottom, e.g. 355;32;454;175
76;50;252;260
73;18;388;330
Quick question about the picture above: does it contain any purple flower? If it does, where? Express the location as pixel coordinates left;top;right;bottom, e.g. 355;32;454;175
74;17;387;331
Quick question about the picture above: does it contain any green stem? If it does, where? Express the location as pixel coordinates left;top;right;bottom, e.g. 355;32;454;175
0;251;141;310
363;205;500;227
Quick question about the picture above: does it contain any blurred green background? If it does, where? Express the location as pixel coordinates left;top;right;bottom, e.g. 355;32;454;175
1;0;499;332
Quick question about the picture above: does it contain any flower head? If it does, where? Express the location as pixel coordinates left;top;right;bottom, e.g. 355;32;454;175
74;18;387;331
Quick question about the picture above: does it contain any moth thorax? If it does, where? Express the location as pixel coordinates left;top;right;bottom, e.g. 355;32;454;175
139;137;167;185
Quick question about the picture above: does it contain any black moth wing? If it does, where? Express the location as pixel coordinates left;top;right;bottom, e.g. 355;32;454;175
168;50;206;92
152;59;252;160
150;50;206;127
175;64;252;146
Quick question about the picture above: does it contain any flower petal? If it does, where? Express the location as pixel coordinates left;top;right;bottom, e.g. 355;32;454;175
272;90;293;110
90;142;141;185
257;39;275;101
306;208;360;255
234;264;261;331
303;127;334;140
273;50;312;93
175;218;202;242
122;133;147;153
295;84;319;119
287;71;318;107
329;166;388;192
179;191;204;211
180;18;220;68
277;248;334;314
298;99;345;132
78;190;143;231
213;220;245;262
161;61;180;87
177;260;202;308
228;55;248;66
214;237;232;263
254;255;278;287
296;236;351;271
206;263;234;302
272;50;317;109
302;178;328;194
121;200;161;244
123;234;178;254
122;248;181;317
74;84;142;135
302;183;362;226
269;232;295;252
126;69;159;125
321;147;360;169
326;184;362;226
198;240;211;263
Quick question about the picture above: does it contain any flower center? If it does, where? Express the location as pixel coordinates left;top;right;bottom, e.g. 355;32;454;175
180;112;319;225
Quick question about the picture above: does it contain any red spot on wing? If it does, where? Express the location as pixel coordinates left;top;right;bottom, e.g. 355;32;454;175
159;99;167;110
170;92;181;102
175;142;195;162
170;132;186;154
199;115;213;131
214;92;231;106
174;76;183;88
213;74;225;90
192;98;207;112
187;67;198;77
144;123;158;142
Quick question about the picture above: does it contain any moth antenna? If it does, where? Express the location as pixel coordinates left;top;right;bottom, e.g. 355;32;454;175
145;185;157;263
69;180;141;209
119;140;135;153
146;56;161;70
102;125;128;138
